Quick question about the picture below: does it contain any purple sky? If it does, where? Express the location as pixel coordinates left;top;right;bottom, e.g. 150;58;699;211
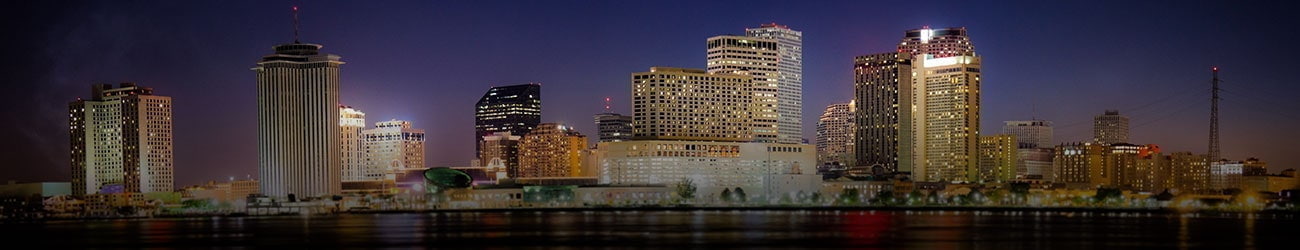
2;0;1298;186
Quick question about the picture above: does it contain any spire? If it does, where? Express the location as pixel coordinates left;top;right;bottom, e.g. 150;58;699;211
292;6;300;43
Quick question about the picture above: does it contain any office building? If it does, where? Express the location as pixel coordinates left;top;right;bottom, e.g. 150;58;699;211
706;35;780;143
1054;142;1107;187
254;41;344;198
594;113;633;142
1093;110;1129;145
816;101;855;166
69;83;173;196
1210;160;1245;191
1242;158;1268;176
898;27;975;58
745;23;804;144
479;132;521;178
853;52;913;171
340;106;368;182
362;120;426;181
977;134;1017;183
632;67;753;141
518;123;588;178
475;83;541;158
1017;148;1054;181
1168;152;1210;193
1002;120;1053;149
597;140;819;197
911;55;982;182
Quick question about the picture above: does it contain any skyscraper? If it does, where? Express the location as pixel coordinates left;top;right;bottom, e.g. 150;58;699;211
745;23;803;144
340;106;369;182
1002;120;1053;149
898;27;976;58
69;83;173;196
853;52;913;171
632;67;753;142
816;101;855;166
475;83;541;159
1168;152;1210;193
518;123;587;178
593;113;633;142
1093;110;1129;144
362;120;426;182
479;132;521;178
706;35;780;143
912;55;982;182
254;41;343;198
977;134;1017;183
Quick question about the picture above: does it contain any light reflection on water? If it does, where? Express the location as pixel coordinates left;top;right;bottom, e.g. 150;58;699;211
3;210;1294;248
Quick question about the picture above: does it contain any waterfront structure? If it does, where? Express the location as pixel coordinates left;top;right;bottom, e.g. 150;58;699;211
475;83;541;159
745;23;804;144
594;113;633;142
1002;120;1053;149
1210;160;1245;191
977;135;1017;183
898;27;975;58
362;120;426;182
180;179;259;205
0;182;71;198
1053;143;1107;187
631;67;753;141
479;132;521;178
911;55;982;182
706;35;780;143
852;52;912;171
254;40;344;197
1093;110;1130;145
597;140;819;197
518;123;588;178
69;83;173;196
340;106;369;182
816;101;855;166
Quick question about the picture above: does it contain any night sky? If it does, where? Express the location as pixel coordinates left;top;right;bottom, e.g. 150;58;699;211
2;0;1297;186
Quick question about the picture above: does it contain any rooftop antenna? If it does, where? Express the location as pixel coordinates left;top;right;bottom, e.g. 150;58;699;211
603;97;612;113
1208;67;1221;162
292;6;300;43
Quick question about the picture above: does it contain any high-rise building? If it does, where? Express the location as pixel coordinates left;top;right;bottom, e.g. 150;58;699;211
632;67;753;142
1106;143;1144;190
898;27;975;58
475;83;541;158
1210;159;1246;191
1093;110;1129;144
1054;142;1107;187
745;23;803;144
518;123;588;178
255;41;344;198
69;83;173;196
911;55;982;182
816;102;855;166
1017;148;1054;181
1002;120;1053;149
1168;152;1210;193
853;52;913;171
340;106;369;182
479;132;521;178
593;113;633;142
362;120;426;181
706;35;780;143
977;134;1017;183
1135;147;1170;192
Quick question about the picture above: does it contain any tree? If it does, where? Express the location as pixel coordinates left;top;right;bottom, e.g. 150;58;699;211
839;188;861;205
874;190;896;205
676;178;697;200
734;187;748;202
721;188;733;202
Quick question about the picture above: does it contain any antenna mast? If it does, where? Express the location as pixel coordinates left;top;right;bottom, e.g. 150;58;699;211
1208;67;1220;163
292;6;300;43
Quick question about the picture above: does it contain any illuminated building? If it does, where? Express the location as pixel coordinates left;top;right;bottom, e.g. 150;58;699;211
816;101;855;166
632;67;753;142
69;83;173;196
597;140;819;197
853;52;912;171
362;120;426;182
1167;152;1210;193
518;123;588;178
1002;120;1053;149
1242;158;1268;176
479;132;521;179
898;27;975;58
1017;148;1054;181
911;55;981;182
339;106;368;182
475;83;541;159
977;134;1017;183
1093;110;1129;144
745;23;804;144
1106;143;1146;190
254;41;344;198
181;179;259;205
1053;142;1107;187
1210;159;1245;191
594;113;632;142
706;35;780;143
1133;145;1169;192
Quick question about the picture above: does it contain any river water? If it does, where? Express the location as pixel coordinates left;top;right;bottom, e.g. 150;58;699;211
2;210;1292;249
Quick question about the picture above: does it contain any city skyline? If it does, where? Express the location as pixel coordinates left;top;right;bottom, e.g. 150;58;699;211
3;1;1298;187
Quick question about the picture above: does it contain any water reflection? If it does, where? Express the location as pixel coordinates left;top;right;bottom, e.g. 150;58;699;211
2;210;1294;248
